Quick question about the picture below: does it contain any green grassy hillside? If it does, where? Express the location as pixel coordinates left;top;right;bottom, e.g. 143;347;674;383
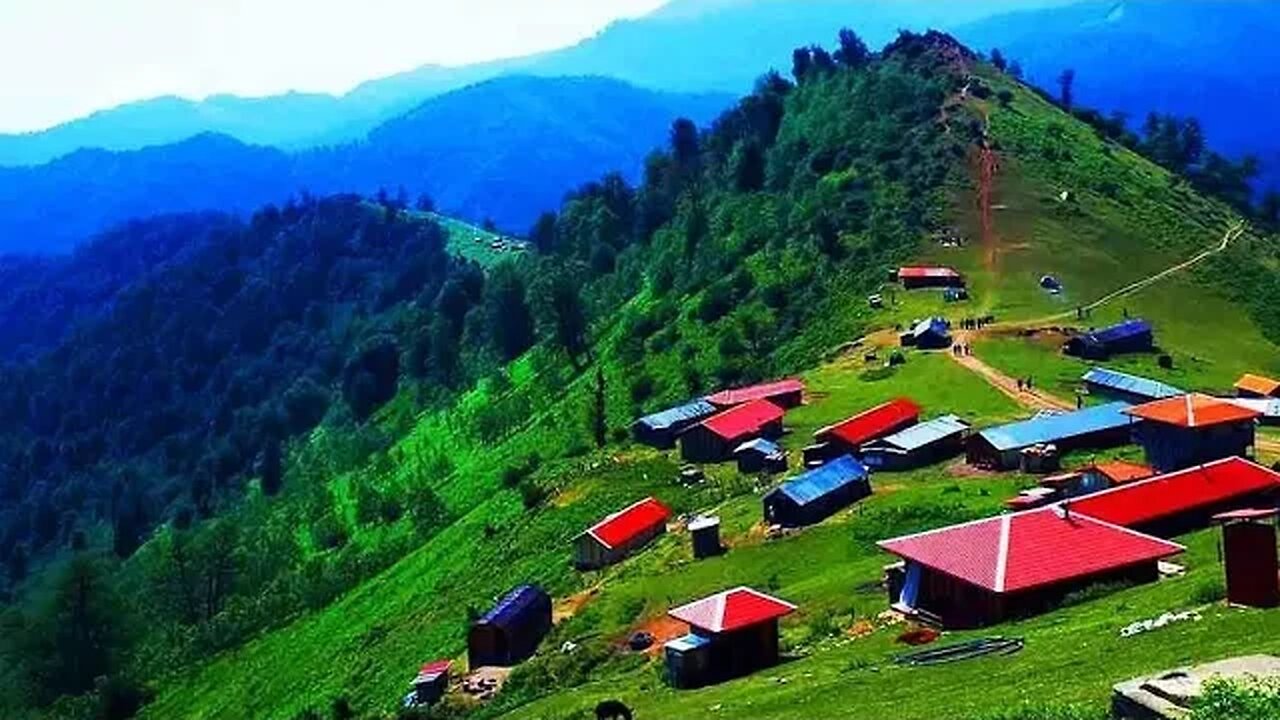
12;31;1280;720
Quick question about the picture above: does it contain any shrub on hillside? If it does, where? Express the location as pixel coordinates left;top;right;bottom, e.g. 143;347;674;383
1193;678;1280;720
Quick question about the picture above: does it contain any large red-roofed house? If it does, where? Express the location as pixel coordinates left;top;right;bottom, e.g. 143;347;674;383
573;497;671;570
680;399;785;463
880;507;1183;628
1067;457;1280;537
664;587;796;689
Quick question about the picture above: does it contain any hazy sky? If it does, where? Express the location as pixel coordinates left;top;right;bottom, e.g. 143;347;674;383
0;0;668;133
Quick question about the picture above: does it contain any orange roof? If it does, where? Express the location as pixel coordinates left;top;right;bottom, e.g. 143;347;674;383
1124;393;1262;428
1090;460;1154;484
1235;374;1280;397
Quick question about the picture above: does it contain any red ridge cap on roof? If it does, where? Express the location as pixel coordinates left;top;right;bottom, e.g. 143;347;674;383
1125;393;1261;428
581;497;671;550
700;399;785;441
817;398;921;448
668;586;796;633
1068;456;1280;528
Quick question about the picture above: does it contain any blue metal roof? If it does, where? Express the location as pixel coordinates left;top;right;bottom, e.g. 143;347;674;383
865;415;969;452
480;585;549;629
633;399;718;431
772;455;869;506
734;438;782;456
978;402;1135;452
1090;319;1152;345
1082;367;1182;401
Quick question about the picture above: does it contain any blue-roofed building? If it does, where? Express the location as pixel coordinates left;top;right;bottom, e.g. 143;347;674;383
967;402;1138;470
1064;319;1154;360
1082;368;1183;405
632;399;719;449
762;455;872;528
467;585;553;668
862;415;971;471
900;317;952;350
733;438;787;474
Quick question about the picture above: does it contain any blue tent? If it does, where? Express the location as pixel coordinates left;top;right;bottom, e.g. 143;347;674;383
1082;367;1182;404
632;399;719;448
763;455;871;527
901;317;952;349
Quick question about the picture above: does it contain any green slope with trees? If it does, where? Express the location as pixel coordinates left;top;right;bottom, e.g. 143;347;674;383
4;26;1280;720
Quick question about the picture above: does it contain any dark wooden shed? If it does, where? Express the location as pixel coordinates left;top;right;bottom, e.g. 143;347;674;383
467;585;553;669
1214;509;1280;609
763;455;871;528
1125;394;1261;473
664;587;795;689
680;399;784;464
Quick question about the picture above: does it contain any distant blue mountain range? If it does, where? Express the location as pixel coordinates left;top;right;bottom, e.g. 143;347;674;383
1;0;1275;253
0;76;731;253
0;0;1074;167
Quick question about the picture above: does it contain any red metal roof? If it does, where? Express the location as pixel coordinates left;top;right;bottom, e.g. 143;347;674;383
898;266;962;279
700;399;785;442
1068;457;1280;528
581;497;671;550
706;379;805;407
414;660;451;682
1090;460;1155;485
879;507;1183;593
1125;393;1261;428
668;586;797;633
817;398;921;448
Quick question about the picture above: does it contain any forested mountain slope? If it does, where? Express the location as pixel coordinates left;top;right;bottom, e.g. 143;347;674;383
3;27;1279;720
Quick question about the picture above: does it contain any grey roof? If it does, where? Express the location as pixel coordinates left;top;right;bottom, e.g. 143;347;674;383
770;455;869;506
864;415;969;453
633;399;718;431
1082;367;1182;401
734;438;782;456
978;402;1135;452
1226;398;1280;419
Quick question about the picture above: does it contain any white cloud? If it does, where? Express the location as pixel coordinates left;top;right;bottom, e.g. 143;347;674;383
0;0;668;132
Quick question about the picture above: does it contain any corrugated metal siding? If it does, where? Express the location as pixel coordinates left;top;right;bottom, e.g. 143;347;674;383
979;402;1135;452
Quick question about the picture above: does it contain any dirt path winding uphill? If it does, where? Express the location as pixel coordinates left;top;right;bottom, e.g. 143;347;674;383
1002;221;1248;330
949;330;1074;413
